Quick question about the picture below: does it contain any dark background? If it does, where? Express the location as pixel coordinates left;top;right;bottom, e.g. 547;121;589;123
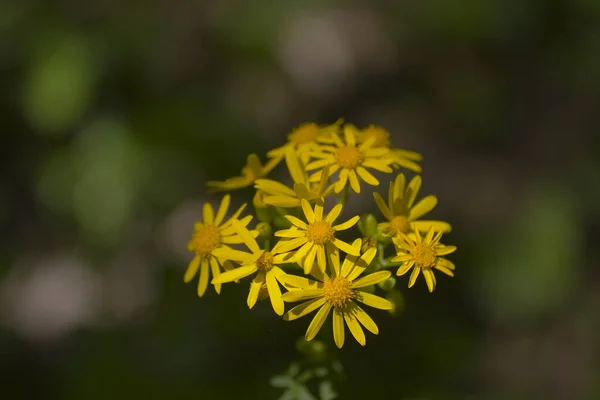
2;1;600;399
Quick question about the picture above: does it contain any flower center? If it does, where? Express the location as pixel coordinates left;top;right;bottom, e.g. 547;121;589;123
361;126;390;148
306;221;335;245
190;225;221;257
335;146;364;169
289;123;320;145
390;216;410;234
413;244;437;268
256;251;274;272
323;277;353;308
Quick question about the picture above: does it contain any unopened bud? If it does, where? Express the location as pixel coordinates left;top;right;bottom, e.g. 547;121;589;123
256;222;273;239
358;213;378;238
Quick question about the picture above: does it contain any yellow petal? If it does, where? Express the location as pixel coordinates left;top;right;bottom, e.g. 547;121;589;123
202;202;214;225
343;125;356;146
184;255;201;283
293;183;310;200
232;219;260;254
392;254;413;262
354;291;393;310
350;302;379;334
275;236;308;253
221;203;248;227
396;262;413;276
406;175;422;209
411;220;452;233
246;153;263;177
303;245;318;274
212;265;257;284
305;158;331;171
247;272;265;309
373;192;392;221
278;274;320;289
436;245;457;256
348;170;361;193
437;257;456;270
351;270;391;288
356;166;379;186
212;247;254;263
346;247;378;281
408;195;437;220
282;288;324;303
316;245;327;274
283;297;327;321
327;243;341;277
334;169;349;193
305;303;332;341
393;173;405;203
408;267;420;288
314;203;324;221
285;215;308;230
214;195;231;226
209;257;222;294
423;269;436;292
344;310;366;346
197;262;210;297
333;308;345;348
285;148;307;182
266;271;285;316
393;148;422;161
301;199;314;221
435;264;455;277
325;204;342;223
275;228;305;238
221;215;253;235
392;156;422;173
333;215;360;231
333;239;361;256
362;159;394;173
293;242;313;263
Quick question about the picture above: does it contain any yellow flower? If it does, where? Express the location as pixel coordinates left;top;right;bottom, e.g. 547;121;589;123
392;227;457;292
306;124;394;194
274;199;360;274
359;125;422;173
185;195;255;297
207;153;279;192
279;240;393;348
212;219;293;315
374;173;451;237
267;120;342;165
255;147;335;208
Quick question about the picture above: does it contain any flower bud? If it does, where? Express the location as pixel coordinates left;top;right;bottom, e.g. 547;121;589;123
253;191;275;222
377;276;396;291
357;213;378;238
255;222;273;240
386;290;404;317
361;237;378;254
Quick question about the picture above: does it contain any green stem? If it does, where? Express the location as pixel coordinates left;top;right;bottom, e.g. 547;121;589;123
338;185;351;207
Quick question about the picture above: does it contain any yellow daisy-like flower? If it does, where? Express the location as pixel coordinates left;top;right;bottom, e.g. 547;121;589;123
207;153;279;192
359;125;422;173
279;240;393;348
255;147;335;208
212;219;292;315
392;227;457;292
374;173;451;237
267;120;342;165
275;199;360;274
306;124;394;194
185;195;254;297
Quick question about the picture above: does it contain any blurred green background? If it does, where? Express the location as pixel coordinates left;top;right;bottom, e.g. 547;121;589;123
2;1;600;399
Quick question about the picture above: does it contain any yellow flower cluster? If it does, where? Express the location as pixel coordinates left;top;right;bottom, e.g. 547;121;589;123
184;121;456;348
